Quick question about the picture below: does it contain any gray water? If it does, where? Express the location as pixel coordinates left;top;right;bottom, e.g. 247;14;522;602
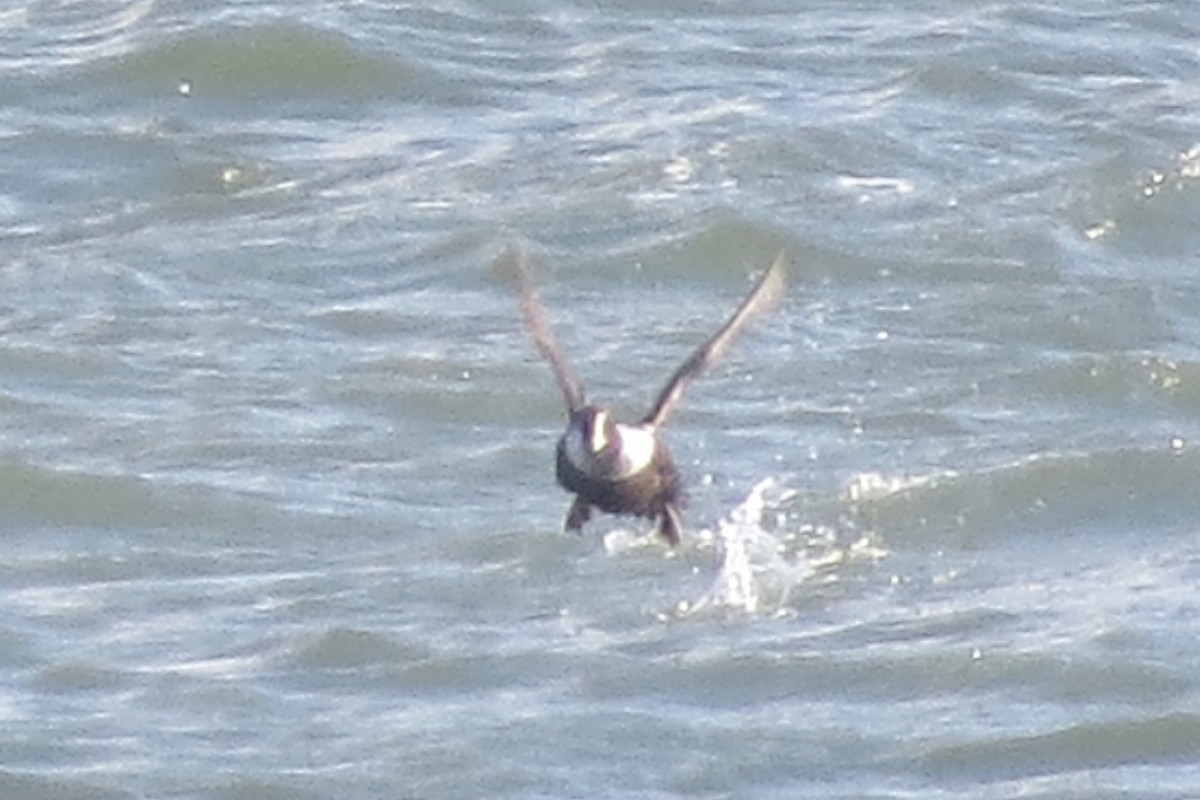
2;1;1199;798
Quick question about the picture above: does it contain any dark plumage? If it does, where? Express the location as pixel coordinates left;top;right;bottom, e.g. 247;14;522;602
554;404;684;543
506;250;786;546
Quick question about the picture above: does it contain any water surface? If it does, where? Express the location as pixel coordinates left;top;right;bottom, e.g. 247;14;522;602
1;1;1199;798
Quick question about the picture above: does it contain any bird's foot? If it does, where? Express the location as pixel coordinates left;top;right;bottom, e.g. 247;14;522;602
564;497;592;533
658;504;682;547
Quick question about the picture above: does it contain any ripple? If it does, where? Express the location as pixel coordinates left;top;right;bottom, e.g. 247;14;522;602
847;445;1200;547
289;627;431;671
917;711;1200;781
15;0;156;68
0;771;133;800
109;21;477;107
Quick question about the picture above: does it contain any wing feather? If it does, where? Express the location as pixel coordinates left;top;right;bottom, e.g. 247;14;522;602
501;248;587;414
642;252;787;427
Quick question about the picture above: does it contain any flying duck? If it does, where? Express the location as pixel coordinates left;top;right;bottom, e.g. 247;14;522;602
507;250;786;546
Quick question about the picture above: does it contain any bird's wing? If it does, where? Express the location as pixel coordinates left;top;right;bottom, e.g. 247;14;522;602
500;247;587;415
642;252;787;428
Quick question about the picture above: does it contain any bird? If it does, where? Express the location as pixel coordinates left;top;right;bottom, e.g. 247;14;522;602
506;249;786;547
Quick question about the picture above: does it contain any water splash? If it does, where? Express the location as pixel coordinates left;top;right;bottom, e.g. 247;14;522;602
681;478;813;617
663;475;891;618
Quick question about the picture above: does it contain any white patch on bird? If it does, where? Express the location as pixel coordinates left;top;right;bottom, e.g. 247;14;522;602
588;409;610;451
610;422;656;477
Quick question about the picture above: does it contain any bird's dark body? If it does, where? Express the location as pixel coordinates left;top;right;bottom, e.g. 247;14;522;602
555;436;681;520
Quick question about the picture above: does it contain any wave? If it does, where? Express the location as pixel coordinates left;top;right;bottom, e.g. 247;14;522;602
656;437;1198;618
847;444;1200;548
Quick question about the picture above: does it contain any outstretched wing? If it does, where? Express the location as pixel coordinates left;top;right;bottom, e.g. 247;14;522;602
500;247;587;415
642;252;787;428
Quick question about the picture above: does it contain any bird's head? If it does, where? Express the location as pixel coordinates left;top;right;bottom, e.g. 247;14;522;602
562;405;658;479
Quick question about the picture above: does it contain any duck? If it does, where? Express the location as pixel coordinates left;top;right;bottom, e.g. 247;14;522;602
507;250;786;546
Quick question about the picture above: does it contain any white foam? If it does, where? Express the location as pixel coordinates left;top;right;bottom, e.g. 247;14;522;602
674;477;889;618
684;478;813;616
